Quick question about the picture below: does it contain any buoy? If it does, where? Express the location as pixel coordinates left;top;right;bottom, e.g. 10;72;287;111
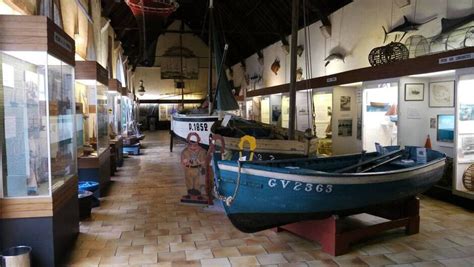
424;134;432;149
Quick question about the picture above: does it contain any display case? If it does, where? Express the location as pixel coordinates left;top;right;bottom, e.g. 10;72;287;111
0;18;76;197
0;15;78;267
75;61;111;195
121;93;132;135
75;61;109;156
454;70;474;199
107;79;122;138
107;79;123;170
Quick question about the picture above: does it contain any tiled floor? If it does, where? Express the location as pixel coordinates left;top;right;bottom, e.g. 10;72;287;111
66;131;474;267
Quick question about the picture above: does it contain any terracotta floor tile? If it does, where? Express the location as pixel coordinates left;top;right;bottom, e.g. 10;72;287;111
185;249;214;261
86;248;117;258
159;235;183;244
412;261;444;267
220;238;247;247
238;245;268;256
334;256;369;266
359;254;395;266
144;244;170;253
283;251;315;262
170;241;197;252
183;233;207;242
438;258;473;267
158;251;186;262
263;243;293;253
385;252;422;264
170;260;201;267
306;259;339;267
229;255;260;266
200;257;231;267
257;253;289;265
115;245;144;256
196;240;221;250
98;255;129;266
212;247;241;257
129;253;158;265
79;239;107;250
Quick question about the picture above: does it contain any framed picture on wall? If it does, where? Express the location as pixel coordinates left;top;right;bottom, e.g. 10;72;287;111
429;81;455;107
404;83;424;101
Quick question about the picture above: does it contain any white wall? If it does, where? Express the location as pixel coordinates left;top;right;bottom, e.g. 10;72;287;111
398;75;455;157
332;86;362;155
134;20;213;100
232;0;474;90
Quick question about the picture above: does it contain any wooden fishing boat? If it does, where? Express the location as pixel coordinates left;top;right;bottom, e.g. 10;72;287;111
171;111;219;147
211;116;318;160
212;146;446;233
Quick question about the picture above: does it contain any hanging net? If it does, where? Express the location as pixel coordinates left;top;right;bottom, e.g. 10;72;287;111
125;0;179;17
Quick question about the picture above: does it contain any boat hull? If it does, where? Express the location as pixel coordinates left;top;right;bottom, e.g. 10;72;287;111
216;159;445;233
171;114;219;146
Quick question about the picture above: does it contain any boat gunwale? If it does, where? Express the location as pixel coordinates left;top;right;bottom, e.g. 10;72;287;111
216;153;446;183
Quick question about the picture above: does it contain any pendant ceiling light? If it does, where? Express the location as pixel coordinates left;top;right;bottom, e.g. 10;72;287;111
138;80;146;96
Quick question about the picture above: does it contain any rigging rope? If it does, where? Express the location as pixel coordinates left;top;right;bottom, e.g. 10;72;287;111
302;0;315;135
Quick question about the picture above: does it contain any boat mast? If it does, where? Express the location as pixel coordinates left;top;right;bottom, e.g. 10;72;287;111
207;0;214;115
180;21;184;109
288;0;299;140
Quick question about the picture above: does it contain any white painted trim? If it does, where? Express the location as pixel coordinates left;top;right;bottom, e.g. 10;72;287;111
217;160;444;185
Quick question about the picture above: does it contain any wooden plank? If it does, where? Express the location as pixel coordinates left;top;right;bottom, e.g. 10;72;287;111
0;16;74;66
108;79;122;93
52;176;78;212
75;61;108;85
0;197;53;219
47;19;75;66
78;155;100;169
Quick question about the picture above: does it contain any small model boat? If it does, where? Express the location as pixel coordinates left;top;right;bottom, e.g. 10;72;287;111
211;116;318;160
212;145;446;233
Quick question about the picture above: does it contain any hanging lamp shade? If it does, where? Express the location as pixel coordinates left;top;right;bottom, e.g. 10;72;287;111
125;0;179;17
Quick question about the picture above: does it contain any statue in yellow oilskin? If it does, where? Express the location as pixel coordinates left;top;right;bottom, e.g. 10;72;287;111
180;132;209;204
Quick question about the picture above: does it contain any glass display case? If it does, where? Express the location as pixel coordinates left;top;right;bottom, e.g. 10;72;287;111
121;95;133;135
1;51;76;197
75;80;109;156
454;71;474;199
107;91;121;137
75;61;109;157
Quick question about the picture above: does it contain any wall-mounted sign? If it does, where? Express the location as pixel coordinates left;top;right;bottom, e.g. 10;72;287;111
53;32;73;53
439;53;474;64
327;77;337;83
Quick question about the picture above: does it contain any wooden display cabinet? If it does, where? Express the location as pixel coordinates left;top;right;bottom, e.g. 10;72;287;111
75;61;111;196
0;15;78;266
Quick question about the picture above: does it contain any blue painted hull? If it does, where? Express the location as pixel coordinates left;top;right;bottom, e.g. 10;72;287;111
213;149;446;232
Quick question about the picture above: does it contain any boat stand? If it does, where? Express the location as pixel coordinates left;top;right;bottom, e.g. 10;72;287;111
274;197;420;256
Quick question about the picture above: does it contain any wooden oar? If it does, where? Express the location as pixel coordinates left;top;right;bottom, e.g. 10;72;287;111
334;149;403;173
359;154;404;173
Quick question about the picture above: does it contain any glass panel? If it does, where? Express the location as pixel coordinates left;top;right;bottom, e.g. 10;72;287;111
455;74;474;195
115;95;122;134
96;82;109;154
48;55;76;191
0;51;49;197
75;81;90;156
362;82;398;151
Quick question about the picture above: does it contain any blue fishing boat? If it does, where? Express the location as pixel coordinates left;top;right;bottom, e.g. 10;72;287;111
212;145;446;233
